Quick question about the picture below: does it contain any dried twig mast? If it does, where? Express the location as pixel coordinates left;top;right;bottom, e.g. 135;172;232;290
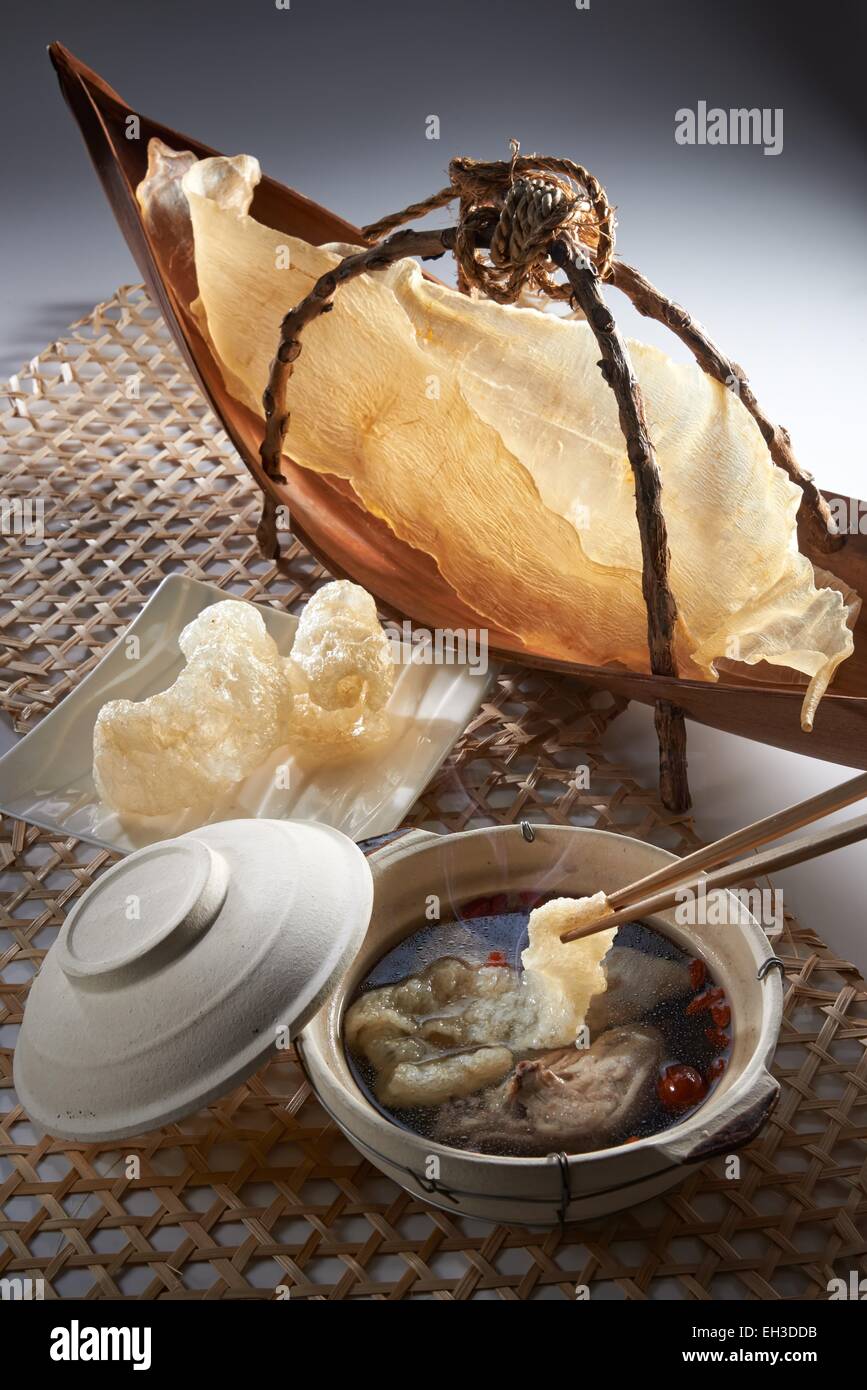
258;148;841;814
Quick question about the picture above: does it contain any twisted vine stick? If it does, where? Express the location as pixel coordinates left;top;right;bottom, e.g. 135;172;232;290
551;239;689;812
257;226;464;566
611;261;841;554
259;226;460;493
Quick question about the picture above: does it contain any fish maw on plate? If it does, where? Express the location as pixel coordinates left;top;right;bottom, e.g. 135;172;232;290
181;155;693;674
287;579;395;753
180;154;855;724
93;600;292;816
434;1026;664;1155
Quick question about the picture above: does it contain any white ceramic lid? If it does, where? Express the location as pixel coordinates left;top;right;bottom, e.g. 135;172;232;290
14;818;373;1141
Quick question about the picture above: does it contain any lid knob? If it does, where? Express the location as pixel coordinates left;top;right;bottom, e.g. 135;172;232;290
56;838;229;980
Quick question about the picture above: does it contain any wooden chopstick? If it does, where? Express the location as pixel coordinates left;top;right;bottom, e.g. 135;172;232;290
559;807;867;943
607;771;867;912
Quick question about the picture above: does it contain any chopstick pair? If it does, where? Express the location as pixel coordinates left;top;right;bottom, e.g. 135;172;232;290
559;771;867;943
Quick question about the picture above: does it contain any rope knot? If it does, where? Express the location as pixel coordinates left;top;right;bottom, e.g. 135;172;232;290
447;152;616;305
361;147;616;306
490;175;580;274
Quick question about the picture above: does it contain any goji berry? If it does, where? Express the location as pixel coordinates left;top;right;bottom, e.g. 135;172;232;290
657;1064;707;1113
686;986;724;1016
688;958;707;991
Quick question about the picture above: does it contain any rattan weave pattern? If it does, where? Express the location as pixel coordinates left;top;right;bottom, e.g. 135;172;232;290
0;287;865;1299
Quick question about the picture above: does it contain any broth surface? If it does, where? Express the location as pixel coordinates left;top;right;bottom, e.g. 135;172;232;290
345;891;732;1157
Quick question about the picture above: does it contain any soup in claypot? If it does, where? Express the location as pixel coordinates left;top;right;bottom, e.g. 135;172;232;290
344;891;731;1157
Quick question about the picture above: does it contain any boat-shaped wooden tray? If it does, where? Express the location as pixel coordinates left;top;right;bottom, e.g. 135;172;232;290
49;43;867;769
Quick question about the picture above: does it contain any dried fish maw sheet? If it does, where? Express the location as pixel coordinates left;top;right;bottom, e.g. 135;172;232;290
522;894;617;1045
136;138;199;300
183;156;687;675
392;272;857;728
180;154;854;723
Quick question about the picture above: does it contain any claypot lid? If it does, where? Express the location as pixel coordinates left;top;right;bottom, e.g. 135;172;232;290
14;818;373;1141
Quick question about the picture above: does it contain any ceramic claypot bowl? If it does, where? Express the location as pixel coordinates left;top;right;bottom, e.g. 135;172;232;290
301;823;784;1227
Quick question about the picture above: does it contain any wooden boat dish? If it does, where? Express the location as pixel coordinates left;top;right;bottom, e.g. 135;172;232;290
49;44;867;772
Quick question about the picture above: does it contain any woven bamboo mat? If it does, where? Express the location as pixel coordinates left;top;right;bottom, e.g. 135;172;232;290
1;287;865;1300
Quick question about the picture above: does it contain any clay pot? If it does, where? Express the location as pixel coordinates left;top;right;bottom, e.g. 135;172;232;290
301;823;782;1226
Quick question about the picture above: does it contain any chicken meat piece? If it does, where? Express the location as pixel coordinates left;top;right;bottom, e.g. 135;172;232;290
433;1025;664;1155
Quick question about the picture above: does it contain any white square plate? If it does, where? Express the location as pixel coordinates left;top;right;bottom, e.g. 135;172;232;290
0;575;497;853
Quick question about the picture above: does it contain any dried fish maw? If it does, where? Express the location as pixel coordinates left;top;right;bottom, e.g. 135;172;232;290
521;894;617;1044
93;600;292;815
287;579;395;752
183;156;683;672
377;1047;514;1109
394;270;857;727
178;153;855;723
136;138;200;301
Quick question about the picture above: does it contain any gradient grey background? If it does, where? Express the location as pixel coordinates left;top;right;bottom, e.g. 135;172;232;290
2;0;867;965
